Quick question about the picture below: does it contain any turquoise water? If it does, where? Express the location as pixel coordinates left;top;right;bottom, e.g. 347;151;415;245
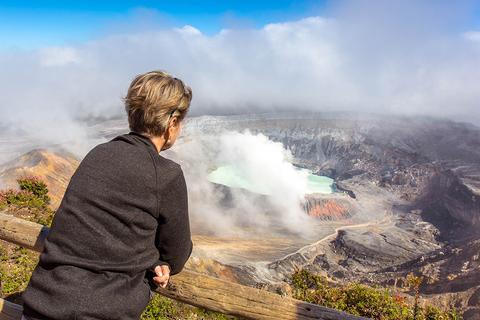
302;168;335;194
207;165;334;195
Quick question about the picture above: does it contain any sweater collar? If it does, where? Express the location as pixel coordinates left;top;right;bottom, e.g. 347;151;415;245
127;131;160;154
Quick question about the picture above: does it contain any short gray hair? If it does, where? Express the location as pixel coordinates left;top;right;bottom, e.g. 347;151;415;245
124;70;192;136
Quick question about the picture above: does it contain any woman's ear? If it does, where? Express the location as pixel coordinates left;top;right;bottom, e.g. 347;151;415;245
164;116;178;142
170;116;179;128
162;121;171;142
168;117;178;134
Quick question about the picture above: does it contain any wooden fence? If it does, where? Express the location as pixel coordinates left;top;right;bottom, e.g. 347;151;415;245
0;211;367;320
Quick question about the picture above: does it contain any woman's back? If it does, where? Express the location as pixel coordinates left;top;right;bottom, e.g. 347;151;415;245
22;131;193;320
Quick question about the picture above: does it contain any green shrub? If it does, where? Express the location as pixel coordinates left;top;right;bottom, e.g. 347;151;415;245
421;305;461;320
342;282;410;319
16;176;50;205
0;188;45;209
0;176;54;226
141;292;235;320
290;269;460;320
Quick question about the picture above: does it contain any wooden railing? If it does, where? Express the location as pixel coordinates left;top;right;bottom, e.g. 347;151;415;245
0;211;367;320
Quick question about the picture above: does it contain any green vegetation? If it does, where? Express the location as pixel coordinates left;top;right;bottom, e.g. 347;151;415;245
0;176;50;298
0;175;54;226
290;269;461;320
0;245;39;296
141;293;236;320
17;176;51;205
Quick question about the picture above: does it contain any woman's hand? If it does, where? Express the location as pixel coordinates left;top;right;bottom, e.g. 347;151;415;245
153;264;170;288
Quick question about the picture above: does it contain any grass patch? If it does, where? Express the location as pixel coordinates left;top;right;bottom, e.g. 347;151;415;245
0;245;38;296
141;293;235;320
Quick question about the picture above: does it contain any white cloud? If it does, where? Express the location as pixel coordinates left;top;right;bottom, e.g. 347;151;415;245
463;31;480;42
175;25;202;36
0;0;479;153
38;47;81;67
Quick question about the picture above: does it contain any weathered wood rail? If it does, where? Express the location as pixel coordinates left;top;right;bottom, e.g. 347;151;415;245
0;211;367;320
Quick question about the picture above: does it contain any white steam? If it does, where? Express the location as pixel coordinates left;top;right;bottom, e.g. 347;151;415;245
165;130;316;237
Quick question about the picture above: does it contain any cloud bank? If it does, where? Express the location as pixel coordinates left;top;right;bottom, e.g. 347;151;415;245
0;0;479;155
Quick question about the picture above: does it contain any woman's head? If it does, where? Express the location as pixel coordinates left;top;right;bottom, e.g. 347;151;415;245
124;70;192;149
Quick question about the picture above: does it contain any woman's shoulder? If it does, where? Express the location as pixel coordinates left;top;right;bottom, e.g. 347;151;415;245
73;136;158;182
155;155;185;187
157;153;182;172
85;134;154;163
81;132;184;183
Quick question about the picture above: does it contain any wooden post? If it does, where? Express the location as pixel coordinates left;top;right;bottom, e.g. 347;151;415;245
0;213;48;252
0;298;23;320
157;271;365;320
0;212;367;320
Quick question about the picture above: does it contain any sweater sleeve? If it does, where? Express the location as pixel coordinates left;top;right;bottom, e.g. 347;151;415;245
151;166;193;276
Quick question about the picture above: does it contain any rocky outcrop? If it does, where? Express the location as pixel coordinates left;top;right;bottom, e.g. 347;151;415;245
411;166;480;240
363;237;480;317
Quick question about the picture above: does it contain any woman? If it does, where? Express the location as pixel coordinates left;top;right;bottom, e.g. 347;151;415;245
21;70;194;319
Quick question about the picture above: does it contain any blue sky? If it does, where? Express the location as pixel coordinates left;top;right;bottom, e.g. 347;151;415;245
0;0;329;49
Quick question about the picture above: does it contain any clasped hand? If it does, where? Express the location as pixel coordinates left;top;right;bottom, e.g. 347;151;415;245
153;264;170;288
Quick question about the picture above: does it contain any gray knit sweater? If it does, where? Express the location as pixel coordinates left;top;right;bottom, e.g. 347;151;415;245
22;131;193;319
